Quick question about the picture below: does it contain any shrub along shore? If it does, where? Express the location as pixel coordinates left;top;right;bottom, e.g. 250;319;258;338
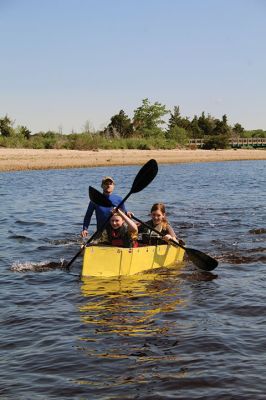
0;148;265;172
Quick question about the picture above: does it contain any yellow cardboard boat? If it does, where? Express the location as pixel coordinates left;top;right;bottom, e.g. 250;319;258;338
82;244;185;277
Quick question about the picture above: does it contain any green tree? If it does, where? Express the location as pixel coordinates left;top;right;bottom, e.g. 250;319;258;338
189;115;203;138
168;106;190;131
0;115;14;137
232;123;244;136
165;126;189;145
133;98;169;135
251;129;266;138
168;106;181;129
106;110;133;138
212;114;231;136
198;112;215;135
203;134;230;149
17;125;31;139
242;129;266;138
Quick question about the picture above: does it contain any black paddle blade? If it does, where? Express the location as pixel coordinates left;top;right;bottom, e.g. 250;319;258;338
89;186;113;207
131;159;158;194
185;247;218;271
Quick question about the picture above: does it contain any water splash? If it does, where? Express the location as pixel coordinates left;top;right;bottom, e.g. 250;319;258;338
249;228;266;235
47;237;84;246
11;258;68;272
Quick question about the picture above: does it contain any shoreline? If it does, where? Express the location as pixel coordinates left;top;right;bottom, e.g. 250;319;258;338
0;148;265;172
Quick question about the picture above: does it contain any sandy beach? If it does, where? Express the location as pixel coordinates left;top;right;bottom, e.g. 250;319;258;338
0;148;265;172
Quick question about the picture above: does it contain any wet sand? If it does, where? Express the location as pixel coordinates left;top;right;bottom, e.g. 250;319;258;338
0;148;265;172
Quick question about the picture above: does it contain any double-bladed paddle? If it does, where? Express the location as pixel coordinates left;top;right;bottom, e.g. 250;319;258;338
65;159;158;271
89;186;219;272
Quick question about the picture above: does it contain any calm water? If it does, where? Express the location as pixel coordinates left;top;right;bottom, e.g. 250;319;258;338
0;160;265;400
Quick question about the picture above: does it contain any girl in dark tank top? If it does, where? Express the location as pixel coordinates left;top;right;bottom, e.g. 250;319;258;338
138;203;177;245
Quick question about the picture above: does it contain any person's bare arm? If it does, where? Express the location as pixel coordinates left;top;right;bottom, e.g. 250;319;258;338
167;224;176;239
164;224;185;245
117;209;138;234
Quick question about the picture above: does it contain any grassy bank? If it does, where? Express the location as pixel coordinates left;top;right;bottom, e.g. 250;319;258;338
0;133;179;150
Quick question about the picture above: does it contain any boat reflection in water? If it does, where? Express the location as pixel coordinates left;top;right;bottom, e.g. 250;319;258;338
75;265;220;390
79;267;186;338
75;264;194;392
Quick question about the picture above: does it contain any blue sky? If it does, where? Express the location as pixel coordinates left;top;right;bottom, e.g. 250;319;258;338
1;0;265;133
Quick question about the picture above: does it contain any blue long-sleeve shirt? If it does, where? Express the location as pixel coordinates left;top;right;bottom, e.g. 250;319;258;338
83;193;127;231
